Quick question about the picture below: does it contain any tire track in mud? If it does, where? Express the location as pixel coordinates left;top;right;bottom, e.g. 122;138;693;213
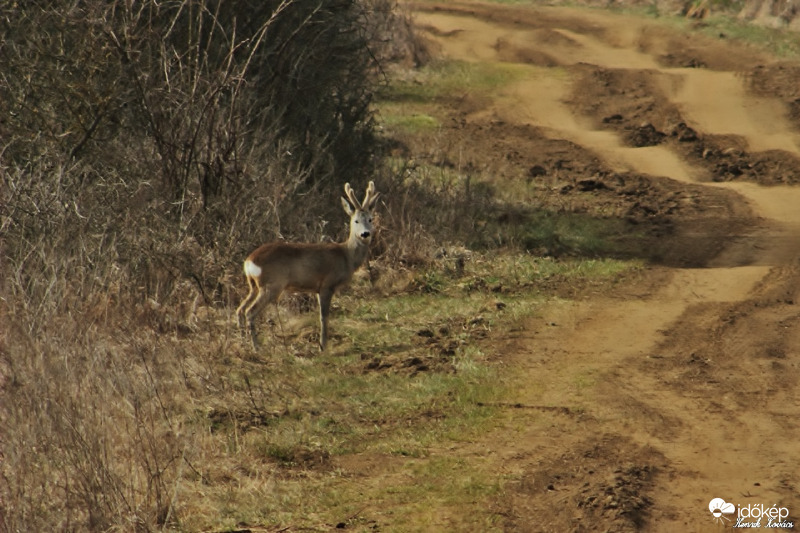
665;69;800;154
415;3;800;530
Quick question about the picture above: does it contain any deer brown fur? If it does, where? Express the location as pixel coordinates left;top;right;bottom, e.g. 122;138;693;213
236;181;379;351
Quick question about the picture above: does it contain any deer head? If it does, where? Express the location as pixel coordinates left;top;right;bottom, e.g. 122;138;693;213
341;181;380;245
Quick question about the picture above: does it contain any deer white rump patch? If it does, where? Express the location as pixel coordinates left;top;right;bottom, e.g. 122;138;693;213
244;260;262;278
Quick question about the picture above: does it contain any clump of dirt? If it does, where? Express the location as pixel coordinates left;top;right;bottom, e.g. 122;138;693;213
567;65;684;136
683;135;800;185
361;314;493;375
746;62;800;129
502;435;667;532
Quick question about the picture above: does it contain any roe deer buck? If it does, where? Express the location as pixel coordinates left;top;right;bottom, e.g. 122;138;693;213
236;181;380;351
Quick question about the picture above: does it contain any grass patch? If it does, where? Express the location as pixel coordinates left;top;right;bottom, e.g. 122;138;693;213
362;455;506;530
692;14;800;57
376;59;528;136
380;110;441;133
600;0;800;57
378;59;528;103
505;210;634;256
387;157;644;258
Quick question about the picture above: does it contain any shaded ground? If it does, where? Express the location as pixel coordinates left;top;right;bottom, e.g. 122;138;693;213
355;2;800;531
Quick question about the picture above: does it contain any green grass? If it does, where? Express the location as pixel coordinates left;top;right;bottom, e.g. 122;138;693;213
692;14;800;57
363;455;506;530
380;110;440;133
379;59;528;103
385;156;644;257
376;60;529;135
506;210;634;256
467;0;800;58
597;0;800;58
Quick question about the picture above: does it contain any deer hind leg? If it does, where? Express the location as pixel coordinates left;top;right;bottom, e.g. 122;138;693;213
245;285;281;349
236;276;258;328
317;288;335;351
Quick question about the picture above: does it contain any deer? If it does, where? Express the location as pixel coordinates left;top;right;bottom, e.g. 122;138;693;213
236;181;380;351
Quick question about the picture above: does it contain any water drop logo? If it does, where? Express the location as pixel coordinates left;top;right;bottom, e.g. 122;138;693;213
709;498;736;524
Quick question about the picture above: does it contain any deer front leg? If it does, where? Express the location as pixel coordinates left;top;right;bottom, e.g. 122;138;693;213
317;288;335;351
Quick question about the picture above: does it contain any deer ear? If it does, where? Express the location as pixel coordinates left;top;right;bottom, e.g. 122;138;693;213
341;196;355;216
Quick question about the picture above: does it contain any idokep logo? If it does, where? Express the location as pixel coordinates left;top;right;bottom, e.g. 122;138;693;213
709;498;735;525
708;498;795;529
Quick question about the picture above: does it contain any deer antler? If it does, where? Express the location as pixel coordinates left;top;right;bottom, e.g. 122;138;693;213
344;182;361;208
362;180;380;210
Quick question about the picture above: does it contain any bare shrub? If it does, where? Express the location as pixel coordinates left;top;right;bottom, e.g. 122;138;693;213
372;161;500;267
0;1;414;530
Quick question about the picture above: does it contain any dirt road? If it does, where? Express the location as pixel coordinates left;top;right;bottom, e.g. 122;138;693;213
413;3;800;530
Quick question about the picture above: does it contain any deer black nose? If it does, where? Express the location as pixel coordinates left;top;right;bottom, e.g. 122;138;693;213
361;231;371;239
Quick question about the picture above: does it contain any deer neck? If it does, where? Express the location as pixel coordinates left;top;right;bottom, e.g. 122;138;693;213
345;233;370;270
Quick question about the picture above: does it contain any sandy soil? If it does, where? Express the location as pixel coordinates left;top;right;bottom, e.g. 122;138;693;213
406;2;800;531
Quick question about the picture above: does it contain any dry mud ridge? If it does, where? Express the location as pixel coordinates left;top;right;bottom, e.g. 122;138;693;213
408;2;800;531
